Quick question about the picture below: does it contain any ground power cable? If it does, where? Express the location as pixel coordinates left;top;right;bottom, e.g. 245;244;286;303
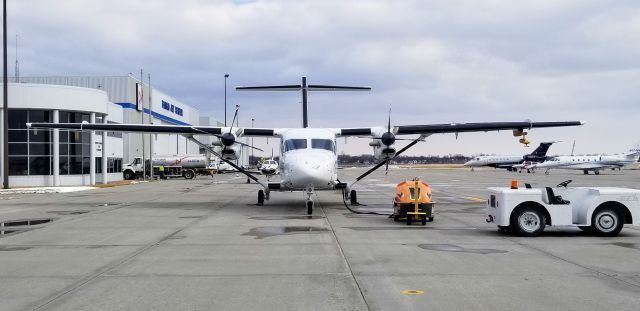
337;179;392;216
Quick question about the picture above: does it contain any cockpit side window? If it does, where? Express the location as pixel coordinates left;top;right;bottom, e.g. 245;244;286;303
284;139;307;152
311;139;335;152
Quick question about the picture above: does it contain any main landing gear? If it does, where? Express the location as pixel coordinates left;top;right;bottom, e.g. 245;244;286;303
257;189;269;206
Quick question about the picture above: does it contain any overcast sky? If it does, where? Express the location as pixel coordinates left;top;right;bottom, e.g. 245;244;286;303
5;0;640;156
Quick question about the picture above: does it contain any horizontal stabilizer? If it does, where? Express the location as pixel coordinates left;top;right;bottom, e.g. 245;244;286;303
236;84;371;91
236;85;302;91
307;85;371;91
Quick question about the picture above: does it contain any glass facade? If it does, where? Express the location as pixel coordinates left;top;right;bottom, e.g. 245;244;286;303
7;109;122;176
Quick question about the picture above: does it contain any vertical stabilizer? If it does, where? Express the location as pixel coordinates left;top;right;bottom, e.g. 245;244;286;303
523;141;556;162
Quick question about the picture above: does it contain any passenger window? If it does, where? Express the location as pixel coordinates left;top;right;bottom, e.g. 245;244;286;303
284;139;307;152
311;139;335;152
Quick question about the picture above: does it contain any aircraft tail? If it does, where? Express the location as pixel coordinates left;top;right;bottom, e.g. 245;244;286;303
523;141;555;161
625;141;640;159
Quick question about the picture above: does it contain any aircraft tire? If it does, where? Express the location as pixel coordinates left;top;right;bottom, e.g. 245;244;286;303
257;190;264;206
595;170;600;175
350;190;358;205
307;201;313;215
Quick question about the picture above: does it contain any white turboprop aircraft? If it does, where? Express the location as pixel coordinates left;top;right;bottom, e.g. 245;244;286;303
28;77;583;214
532;142;640;175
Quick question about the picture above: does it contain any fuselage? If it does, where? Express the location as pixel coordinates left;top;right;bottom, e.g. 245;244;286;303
464;155;523;168
534;154;639;170
278;128;338;190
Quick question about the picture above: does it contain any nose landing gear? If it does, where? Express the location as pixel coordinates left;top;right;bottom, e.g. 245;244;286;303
305;186;314;215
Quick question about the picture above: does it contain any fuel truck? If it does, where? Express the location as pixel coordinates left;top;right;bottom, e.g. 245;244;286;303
122;155;217;180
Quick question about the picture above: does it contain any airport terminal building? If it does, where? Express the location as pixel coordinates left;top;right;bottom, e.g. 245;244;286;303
0;75;233;187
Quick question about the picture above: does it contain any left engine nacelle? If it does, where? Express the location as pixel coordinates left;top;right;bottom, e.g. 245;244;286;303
370;127;396;160
212;132;241;161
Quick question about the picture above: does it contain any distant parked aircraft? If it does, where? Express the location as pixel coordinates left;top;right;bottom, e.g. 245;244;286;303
464;142;556;173
532;142;640;175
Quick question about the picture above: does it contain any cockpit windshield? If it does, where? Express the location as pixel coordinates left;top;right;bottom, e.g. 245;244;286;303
311;139;335;152
284;139;307;152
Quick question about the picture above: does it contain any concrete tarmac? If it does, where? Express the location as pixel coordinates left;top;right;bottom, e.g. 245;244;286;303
1;168;639;310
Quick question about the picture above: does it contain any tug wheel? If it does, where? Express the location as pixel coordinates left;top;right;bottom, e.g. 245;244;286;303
591;207;623;237
406;215;412;226
428;216;434;222
511;205;546;237
421;214;427;225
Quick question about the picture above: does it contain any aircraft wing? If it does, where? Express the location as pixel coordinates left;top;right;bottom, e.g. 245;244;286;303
27;123;225;135
338;121;583;137
28;120;582;137
26;122;285;138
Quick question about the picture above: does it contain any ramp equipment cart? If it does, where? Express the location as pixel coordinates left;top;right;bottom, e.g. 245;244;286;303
393;178;435;225
486;180;640;237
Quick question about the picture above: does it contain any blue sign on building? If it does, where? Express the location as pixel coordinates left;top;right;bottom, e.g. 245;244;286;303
161;100;183;116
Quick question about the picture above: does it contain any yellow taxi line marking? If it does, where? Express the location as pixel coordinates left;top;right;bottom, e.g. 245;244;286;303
401;289;425;295
463;196;486;202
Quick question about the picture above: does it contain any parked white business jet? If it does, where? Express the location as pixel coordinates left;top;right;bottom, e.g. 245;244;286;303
464;142;556;172
27;77;583;214
532;142;640;175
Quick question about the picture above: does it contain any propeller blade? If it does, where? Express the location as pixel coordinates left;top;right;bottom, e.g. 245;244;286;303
385;161;389;175
387;107;391;133
229;105;239;134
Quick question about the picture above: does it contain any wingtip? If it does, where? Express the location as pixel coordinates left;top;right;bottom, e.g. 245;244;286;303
26;122;32;128
580;121;586;125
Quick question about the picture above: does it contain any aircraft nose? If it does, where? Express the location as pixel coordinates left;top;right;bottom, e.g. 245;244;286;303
287;155;334;189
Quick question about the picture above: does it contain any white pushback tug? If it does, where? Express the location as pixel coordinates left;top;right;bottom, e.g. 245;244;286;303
487;180;640;237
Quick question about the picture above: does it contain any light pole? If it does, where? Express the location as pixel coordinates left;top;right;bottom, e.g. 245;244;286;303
3;0;9;189
251;118;254;167
224;74;229;126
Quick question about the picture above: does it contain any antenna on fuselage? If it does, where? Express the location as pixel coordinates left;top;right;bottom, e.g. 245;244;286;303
235;76;371;128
